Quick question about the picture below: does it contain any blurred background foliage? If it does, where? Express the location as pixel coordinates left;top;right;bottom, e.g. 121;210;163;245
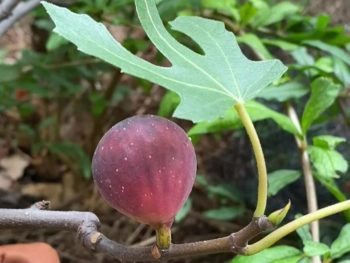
0;0;350;262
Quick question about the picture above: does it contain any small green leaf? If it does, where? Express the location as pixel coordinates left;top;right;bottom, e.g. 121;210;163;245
296;218;313;243
334;57;350;85
237;33;273;59
201;0;237;11
291;48;314;66
0;64;21;82
188;100;298;137
195;174;209;187
315;57;333;73
308;145;348;178
42;0;287;123
263;39;299;52
304;40;350;66
303;241;330;257
49;142;91;178
314;176;349;214
268;200;291;225
251;2;299;27
331;224;350;259
46;32;68;50
315;14;330;31
175;198;192;222
203;206;244;221
188;108;239;137
207;184;241;202
292;257;311;263
238;2;257;26
259;82;308;102
89;92;108;117
232;245;302;263
301;78;342;134
158;91;180;117
313;135;346;150
268;170;301;196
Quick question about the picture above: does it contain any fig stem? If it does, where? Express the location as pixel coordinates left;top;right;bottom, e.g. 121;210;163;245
234;103;267;217
155;224;171;249
245;200;350;255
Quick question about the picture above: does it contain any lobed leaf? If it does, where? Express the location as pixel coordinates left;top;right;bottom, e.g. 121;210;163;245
42;0;287;122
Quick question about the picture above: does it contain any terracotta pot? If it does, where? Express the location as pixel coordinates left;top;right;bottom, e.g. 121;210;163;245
0;243;60;263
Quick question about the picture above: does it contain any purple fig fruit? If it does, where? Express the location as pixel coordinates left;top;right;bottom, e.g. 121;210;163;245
92;115;197;233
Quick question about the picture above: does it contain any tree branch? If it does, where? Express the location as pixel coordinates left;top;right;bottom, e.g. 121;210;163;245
0;0;20;21
0;0;41;36
0;202;273;262
0;0;71;37
2;200;350;261
287;104;321;263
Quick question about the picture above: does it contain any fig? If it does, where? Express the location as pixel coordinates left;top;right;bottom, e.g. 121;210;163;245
92;115;197;248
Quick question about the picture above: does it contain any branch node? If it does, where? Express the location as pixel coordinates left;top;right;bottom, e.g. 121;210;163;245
77;220;100;250
229;216;274;254
90;231;103;249
151;245;161;259
29;200;50;210
257;216;274;230
229;233;247;255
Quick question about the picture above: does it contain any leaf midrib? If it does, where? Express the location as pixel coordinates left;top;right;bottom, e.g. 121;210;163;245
186;19;242;100
143;0;238;101
52;6;233;99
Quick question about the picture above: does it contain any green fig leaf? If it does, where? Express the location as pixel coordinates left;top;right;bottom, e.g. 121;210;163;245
42;0;286;122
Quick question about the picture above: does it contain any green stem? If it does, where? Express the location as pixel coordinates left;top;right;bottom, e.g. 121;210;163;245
155;224;171;249
235;103;267;217
245;200;350;255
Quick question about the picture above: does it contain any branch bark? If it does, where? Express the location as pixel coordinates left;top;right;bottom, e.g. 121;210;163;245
0;0;71;37
0;202;273;262
0;0;20;21
0;0;41;36
287;104;321;263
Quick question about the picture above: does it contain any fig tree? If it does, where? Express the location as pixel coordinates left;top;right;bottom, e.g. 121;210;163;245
92;115;197;248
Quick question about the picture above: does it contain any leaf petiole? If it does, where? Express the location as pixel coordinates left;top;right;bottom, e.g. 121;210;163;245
234;103;267;217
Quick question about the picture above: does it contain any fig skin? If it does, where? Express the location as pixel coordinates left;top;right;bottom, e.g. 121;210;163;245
92;115;197;228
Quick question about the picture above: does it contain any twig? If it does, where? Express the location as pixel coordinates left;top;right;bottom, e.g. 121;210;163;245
30;200;51;210
287;104;321;263
0;0;41;36
0;0;20;21
246;200;350;255
0;0;71;36
1;200;350;261
0;202;273;262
